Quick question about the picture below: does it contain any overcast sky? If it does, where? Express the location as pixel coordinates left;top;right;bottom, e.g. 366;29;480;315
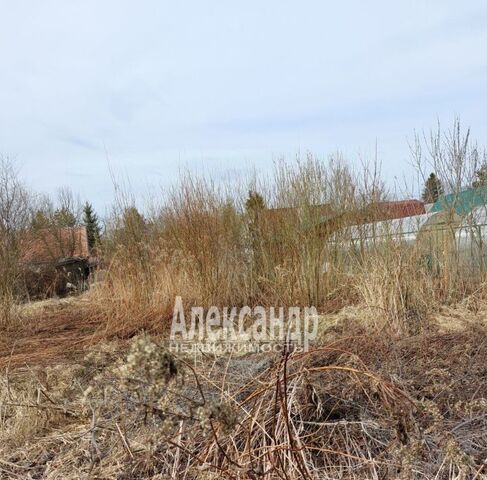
1;1;487;212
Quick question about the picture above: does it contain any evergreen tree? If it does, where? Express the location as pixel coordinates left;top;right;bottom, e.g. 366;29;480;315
83;202;101;251
122;206;145;233
53;207;77;227
245;190;266;217
245;191;266;296
245;190;266;240
30;209;51;230
472;164;487;188
422;173;443;203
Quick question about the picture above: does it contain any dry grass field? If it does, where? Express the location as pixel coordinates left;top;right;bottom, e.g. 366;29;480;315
0;297;485;479
1;124;487;478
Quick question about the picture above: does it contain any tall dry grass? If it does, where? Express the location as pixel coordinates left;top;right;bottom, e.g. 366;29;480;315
2;120;486;337
92;136;487;337
94;156;371;333
353;241;436;334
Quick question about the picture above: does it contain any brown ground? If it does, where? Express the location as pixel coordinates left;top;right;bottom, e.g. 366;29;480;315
0;300;486;479
0;300;104;369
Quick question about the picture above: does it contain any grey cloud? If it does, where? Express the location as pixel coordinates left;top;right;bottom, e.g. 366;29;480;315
60;135;101;152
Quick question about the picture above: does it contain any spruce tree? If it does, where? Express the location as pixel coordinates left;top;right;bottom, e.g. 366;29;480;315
422;173;443;203
245;191;266;295
245;191;266;217
31;209;51;230
245;191;266;239
83;202;101;252
122;206;145;233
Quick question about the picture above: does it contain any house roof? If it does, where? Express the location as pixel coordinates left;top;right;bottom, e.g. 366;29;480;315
430;187;487;216
21;226;89;265
318;199;425;233
368;199;426;221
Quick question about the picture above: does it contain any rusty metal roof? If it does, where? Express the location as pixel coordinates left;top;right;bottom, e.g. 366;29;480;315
21;226;89;264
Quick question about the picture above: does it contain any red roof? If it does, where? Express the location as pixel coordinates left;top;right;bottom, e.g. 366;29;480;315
373;199;425;221
317;199;426;236
21;226;89;264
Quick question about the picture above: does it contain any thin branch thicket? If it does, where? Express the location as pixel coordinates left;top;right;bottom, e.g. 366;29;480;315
410;118;484;194
411;119;487;289
0;158;32;327
30;187;83;257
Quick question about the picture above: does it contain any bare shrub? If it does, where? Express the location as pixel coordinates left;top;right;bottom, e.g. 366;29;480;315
79;120;487;337
411;118;485;194
411;118;487;291
0;157;32;327
163;172;247;306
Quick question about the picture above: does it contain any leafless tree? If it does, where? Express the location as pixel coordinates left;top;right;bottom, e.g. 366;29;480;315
0;157;32;325
410;118;486;194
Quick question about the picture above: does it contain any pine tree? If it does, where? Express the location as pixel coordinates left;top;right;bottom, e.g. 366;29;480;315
245;190;266;239
245;191;266;296
83;202;101;252
422;173;443;203
245;191;266;217
53;207;77;227
122;206;145;233
31;209;51;230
